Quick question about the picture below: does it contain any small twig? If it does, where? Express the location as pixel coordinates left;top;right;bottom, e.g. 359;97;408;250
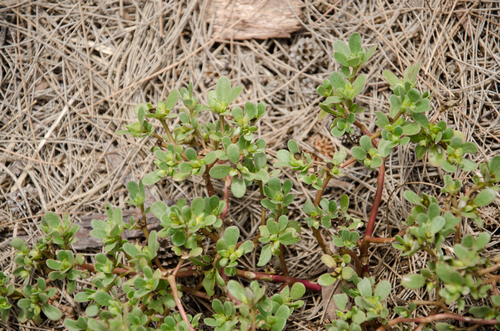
412;300;448;311
477;263;500;276
363;236;395;244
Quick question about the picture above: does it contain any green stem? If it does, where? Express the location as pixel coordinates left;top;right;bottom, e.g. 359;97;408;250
219;115;226;134
159;119;176;146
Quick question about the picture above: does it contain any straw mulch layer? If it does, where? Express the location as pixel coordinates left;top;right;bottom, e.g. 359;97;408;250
1;0;499;330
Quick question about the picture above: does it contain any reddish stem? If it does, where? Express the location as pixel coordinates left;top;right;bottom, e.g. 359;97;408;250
167;275;196;331
78;263;135;275
341;248;363;276
353;120;379;148
204;164;216;197
235;269;321;292
202;228;220;243
376;313;500;331
363;236;395;244
180;286;209;299
340;156;357;169
360;161;386;276
220;176;232;221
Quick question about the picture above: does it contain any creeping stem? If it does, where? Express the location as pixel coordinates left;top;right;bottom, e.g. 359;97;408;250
359;161;386;276
235;269;321;292
166;275;196;331
220;176;232;222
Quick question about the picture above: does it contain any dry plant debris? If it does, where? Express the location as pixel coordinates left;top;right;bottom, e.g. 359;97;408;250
0;0;499;330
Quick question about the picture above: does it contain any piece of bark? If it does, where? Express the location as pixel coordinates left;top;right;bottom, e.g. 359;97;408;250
205;0;303;40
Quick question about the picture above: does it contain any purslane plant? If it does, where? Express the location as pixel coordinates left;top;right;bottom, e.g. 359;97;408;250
3;33;499;331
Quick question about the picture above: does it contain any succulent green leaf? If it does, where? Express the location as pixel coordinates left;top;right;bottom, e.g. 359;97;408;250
401;274;426;289
383;70;400;87
227;144;240;164
375;280;391;300
227;280;246;304
357;278;372;297
290;283;306;300
474;189;496;207
210;165;232;179
287;140;300;154
359;135;372;151
94;291;112;306
428;145;446;167
231;178;246;198
333;293;348;311
257;244;273;267
342;267;354;280
11;238;25;251
318;274;337;287
334;41;350;57
351;147;367;160
41;304;62;320
352;75;366;97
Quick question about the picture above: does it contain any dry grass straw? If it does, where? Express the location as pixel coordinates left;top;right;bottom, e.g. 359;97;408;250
0;0;499;329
